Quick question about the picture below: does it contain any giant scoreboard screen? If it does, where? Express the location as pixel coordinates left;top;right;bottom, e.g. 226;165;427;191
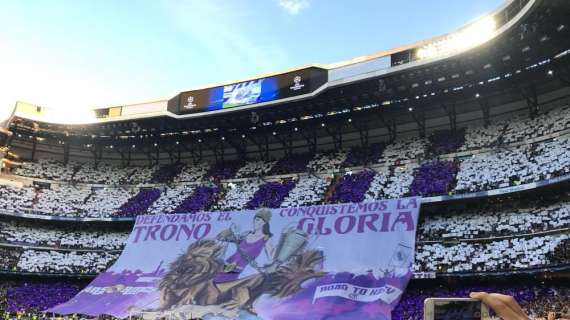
168;67;328;115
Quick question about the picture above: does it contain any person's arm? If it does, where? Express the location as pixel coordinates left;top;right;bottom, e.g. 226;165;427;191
264;238;275;260
470;292;529;320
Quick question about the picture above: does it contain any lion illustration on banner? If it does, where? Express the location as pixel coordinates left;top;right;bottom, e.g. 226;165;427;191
156;209;326;317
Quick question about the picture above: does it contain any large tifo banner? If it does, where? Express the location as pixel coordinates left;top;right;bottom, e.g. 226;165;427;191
50;198;420;320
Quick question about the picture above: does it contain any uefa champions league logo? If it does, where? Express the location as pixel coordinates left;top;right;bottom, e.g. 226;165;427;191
290;75;305;91
183;96;197;110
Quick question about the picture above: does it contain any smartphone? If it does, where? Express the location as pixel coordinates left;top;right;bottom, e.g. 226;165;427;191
424;298;490;320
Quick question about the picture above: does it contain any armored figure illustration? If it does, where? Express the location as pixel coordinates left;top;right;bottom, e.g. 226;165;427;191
157;209;325;315
214;210;275;283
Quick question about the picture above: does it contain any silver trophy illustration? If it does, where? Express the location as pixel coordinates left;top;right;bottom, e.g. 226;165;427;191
263;227;309;273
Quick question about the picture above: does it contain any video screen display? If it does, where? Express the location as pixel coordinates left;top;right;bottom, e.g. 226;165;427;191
434;301;482;320
221;77;279;109
168;67;327;115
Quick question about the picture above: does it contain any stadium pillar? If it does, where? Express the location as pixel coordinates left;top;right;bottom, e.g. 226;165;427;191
198;141;203;162
181;139;202;163
245;135;267;161
262;134;269;160
155;144;160;165
118;148;128;167
409;108;426;138
92;146;103;168
225;135;246;161
166;148;175;164
177;143;182;163
441;103;457;133
357;124;369;149
274;134;293;158
31;139;37;161
63;142;70;165
325;124;343;150
478;100;491;128
285;133;294;157
378;114;396;143
208;140;225;163
299;127;317;154
519;85;539;119
145;149;155;166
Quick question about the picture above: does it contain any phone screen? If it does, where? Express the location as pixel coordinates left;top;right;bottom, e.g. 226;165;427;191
433;300;482;320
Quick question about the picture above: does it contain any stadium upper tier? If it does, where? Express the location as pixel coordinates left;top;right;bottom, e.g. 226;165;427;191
2;103;570;220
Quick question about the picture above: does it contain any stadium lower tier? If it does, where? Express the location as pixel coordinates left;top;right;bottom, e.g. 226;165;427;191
0;279;567;319
0;232;567;275
0;196;570;261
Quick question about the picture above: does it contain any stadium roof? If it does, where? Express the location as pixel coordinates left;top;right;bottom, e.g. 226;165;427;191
7;0;570;162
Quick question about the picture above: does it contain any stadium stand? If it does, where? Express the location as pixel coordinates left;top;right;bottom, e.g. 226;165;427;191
419;200;570;241
329;170;376;204
173;162;209;183
15;249;118;274
414;234;569;273
117;188;161;217
280;175;331;207
0;185;34;213
1;126;570;221
382;137;427;161
213;180;262;211
245;179;296;209
235;160;276;178
172;185;220;213
0;281;83;317
0;221;127;250
306;151;347;172
1;0;570;317
147;184;196;214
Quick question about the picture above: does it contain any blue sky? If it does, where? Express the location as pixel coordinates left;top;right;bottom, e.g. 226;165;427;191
0;0;503;120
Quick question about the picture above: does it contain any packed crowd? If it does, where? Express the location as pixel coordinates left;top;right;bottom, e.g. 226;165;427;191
0;221;128;250
0;281;84;317
329;170;376;204
0;247;117;275
234;160;276;178
0;184;137;218
13;249;118;274
280;175;331;207
2;106;570;219
147;184;196;214
306;151;347;172
13;160;155;185
419;200;570;241
172;185;220;213
414;234;569;273
4;229;564;276
213;180;262;211
408;161;456;196
0;280;567;320
455;137;570;193
245;180;296;209
1;132;569;219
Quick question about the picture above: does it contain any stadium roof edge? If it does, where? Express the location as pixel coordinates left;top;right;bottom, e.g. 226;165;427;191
12;0;537;125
